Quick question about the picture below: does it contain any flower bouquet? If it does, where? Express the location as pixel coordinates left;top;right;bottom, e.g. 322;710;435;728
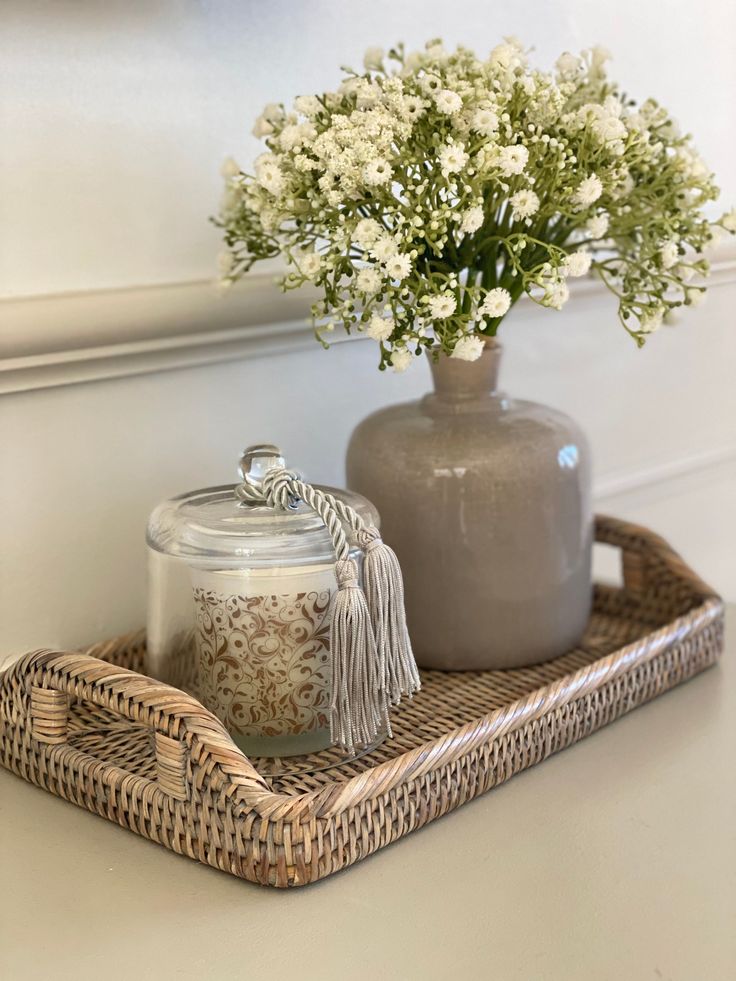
217;37;735;372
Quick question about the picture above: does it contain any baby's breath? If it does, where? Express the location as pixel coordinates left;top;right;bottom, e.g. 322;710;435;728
216;37;733;369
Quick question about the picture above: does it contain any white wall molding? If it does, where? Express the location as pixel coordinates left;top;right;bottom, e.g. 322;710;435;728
594;442;736;503
2;245;735;395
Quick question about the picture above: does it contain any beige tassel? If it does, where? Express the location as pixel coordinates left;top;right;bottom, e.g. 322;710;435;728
358;527;421;706
329;558;390;752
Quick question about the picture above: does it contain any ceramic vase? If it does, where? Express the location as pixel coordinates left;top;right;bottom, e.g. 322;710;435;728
346;342;593;670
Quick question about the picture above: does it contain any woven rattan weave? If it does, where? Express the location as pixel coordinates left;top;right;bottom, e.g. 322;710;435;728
0;516;724;887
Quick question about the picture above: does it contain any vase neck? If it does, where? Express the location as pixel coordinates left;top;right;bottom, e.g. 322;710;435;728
428;341;502;401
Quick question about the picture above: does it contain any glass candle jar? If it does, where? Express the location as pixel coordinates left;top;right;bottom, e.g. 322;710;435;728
146;446;379;765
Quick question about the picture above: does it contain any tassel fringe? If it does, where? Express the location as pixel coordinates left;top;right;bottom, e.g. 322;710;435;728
358;527;422;706
329;558;390;753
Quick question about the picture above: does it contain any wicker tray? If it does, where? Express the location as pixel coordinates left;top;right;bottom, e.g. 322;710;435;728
0;516;724;888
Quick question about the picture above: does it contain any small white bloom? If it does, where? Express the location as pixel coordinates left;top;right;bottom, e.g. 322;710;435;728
401;94;427;121
391;348;414;372
296;252;321;279
427;293;457;319
722;207;736;233
592;115;627;143
498;144;529;177
586;213;609;238
353;218;383;248
686;287;705;307
639;308;664;333
279;123;305;151
562;251;592;277
510;188;540;221
363;46;384;71
676;264;695;282
366;314;394;342
451;335;485;361
556;52;581;75
363;157;392;186
420;74;442;95
294;95;322;116
356;266;383;293
470;107;500;137
438;141;469;176
370;235;400;263
220;157;240;179
543;281;570;310
489;39;526;71
572;173;603;209
255;154;285;195
460;205;485;234
479;288;511;318
217;251;234;274
435;89;463;115
252;115;274;138
660;241;679;270
384;253;412;280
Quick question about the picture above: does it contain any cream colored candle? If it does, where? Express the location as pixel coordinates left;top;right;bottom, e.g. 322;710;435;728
190;564;337;757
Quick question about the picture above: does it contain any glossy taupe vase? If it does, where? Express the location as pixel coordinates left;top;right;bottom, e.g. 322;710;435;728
346;344;593;670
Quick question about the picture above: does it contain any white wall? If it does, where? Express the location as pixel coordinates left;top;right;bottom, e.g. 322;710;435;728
2;0;734;296
1;1;734;665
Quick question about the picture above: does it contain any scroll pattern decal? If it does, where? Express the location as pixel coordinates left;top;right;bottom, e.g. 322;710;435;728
193;589;332;737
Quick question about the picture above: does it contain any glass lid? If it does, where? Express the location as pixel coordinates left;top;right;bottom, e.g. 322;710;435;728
146;444;378;567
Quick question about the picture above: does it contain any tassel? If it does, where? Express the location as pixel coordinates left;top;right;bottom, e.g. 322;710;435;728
358;527;421;706
329;558;390;752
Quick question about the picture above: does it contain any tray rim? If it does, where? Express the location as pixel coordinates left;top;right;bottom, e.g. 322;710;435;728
0;514;724;825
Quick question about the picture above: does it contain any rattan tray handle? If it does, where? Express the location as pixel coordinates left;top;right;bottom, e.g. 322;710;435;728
6;649;271;805
594;515;718;601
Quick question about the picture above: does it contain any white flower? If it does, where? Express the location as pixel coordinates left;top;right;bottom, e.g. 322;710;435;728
391;348;413;372
363;158;392;186
460;206;484;234
220;157;240;179
353;218;383;248
366;314;394;341
438;141;469;176
586;213;609;238
479;288;511;318
660;241;679;269
543;281;570;310
592;115;627;143
498;144;528;177
639;308;664;333
451;335;485;361
470;107;499;137
427;294;457;319
562;251;592;277
252;115;273;138
435;89;463;114
356;267;383;293
686;287;705;307
217;251;234;274
572;173;603;209
420;74;442;95
722;207;736;233
255;154;285;195
384;253;412;280
489;39;526;71
363;46;384;71
279;124;305;151
676;264;695;282
370;235;399;262
510;189;540;220
296;251;321;279
401;94;426;121
556;52;581;76
252;102;282;138
294;95;322;116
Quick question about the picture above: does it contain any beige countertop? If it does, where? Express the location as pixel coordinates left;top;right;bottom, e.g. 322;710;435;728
1;611;734;981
